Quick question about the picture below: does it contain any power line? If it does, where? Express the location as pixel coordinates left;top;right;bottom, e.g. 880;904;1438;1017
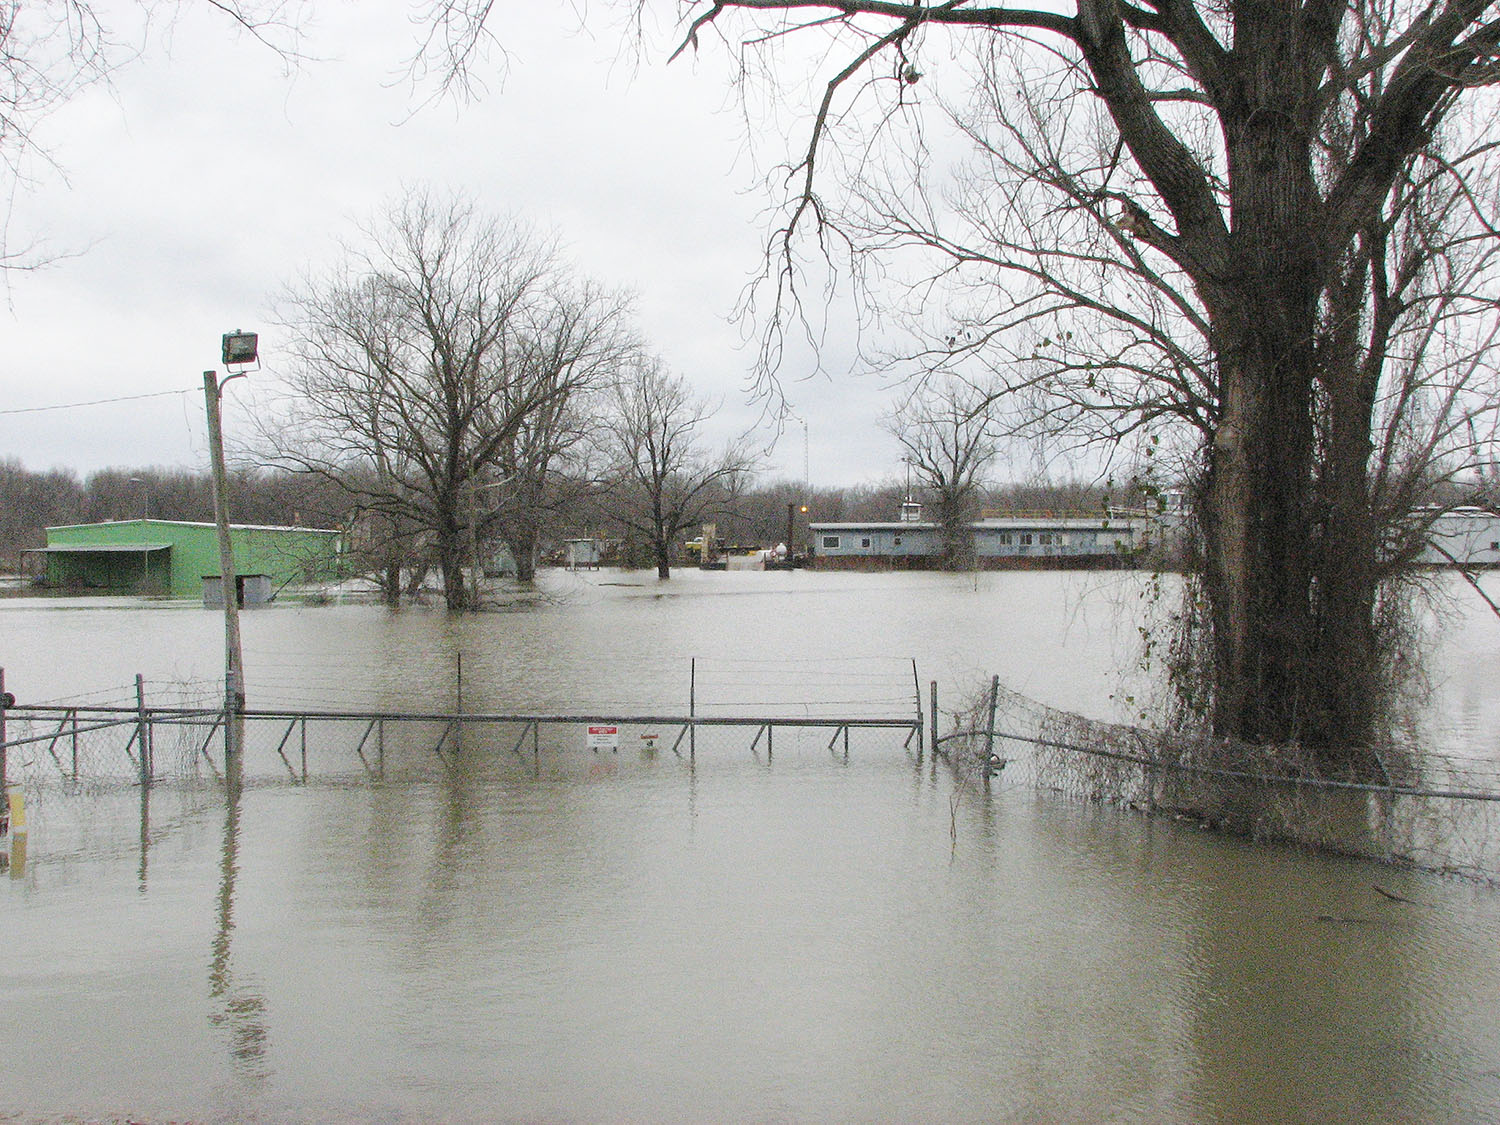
0;387;196;416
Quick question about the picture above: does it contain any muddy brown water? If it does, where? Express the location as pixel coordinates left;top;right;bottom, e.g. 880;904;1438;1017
2;569;1497;1122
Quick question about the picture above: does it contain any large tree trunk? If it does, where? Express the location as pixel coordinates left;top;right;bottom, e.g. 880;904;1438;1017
505;530;538;582
1201;321;1316;746
380;510;403;608
1309;371;1382;756
1192;24;1386;755
380;554;402;608
1201;339;1383;754
514;544;537;583
937;494;974;571
437;527;469;611
1197;45;1331;748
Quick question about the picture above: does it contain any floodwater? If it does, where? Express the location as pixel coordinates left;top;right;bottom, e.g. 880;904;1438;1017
2;569;1499;1123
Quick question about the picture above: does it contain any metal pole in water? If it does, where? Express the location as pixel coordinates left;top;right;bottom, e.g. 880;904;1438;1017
929;680;938;758
983;674;1000;780
911;659;922;759
136;674;151;788
0;666;7;796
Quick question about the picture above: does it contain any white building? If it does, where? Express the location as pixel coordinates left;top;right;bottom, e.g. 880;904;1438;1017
810;507;1154;568
1413;507;1500;567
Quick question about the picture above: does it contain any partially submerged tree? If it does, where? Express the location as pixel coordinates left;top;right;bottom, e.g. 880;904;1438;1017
270;189;633;609
580;2;1500;764
600;358;759;579
486;280;638;583
884;374;1002;568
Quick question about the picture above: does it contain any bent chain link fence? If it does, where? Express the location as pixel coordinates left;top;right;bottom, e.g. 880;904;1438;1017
938;676;1500;882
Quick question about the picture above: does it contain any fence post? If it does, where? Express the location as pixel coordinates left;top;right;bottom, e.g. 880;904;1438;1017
136;674;151;788
689;657;697;760
911;659;923;760
1;666;7;796
982;674;1000;781
929;680;938;758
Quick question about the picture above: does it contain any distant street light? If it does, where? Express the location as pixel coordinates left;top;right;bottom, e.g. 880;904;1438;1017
128;476;151;593
128;476;149;520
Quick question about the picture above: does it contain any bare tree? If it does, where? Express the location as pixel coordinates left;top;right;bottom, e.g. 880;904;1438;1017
883;374;1001;569
520;1;1500;765
485;280;638;583
269;189;630;610
881;54;1500;756
600;358;759;579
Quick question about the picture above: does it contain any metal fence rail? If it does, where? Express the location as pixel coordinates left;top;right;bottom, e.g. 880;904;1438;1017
1;704;924;789
0;657;928;793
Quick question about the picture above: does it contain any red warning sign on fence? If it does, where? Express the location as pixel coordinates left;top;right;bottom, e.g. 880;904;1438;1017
586;725;619;750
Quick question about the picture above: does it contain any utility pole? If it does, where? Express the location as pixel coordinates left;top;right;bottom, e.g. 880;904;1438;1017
204;331;258;752
205;370;245;724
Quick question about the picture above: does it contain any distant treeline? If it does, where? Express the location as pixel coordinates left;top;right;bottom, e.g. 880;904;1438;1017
0;456;1111;574
0;460;350;573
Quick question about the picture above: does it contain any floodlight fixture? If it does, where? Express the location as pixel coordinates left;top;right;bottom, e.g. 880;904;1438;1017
222;330;259;367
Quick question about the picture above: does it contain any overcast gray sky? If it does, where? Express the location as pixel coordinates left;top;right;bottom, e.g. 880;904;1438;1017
1;4;901;488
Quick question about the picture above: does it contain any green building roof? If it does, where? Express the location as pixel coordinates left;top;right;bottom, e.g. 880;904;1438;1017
33;519;344;597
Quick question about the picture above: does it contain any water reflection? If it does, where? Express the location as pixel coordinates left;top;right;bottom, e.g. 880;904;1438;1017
1181;854;1428;1119
208;744;270;1078
136;782;149;892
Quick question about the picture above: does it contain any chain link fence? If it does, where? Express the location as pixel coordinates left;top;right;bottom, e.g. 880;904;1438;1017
936;676;1500;882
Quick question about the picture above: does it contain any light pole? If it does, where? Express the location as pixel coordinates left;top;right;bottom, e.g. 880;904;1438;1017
128;476;149;520
205;330;258;741
784;412;811;562
128;476;150;592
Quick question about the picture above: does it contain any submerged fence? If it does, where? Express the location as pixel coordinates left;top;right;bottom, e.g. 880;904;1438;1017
11;659;1496;882
935;675;1500;882
0;657;927;794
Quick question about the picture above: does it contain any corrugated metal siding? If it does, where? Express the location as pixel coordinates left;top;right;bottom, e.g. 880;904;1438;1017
43;520;343;596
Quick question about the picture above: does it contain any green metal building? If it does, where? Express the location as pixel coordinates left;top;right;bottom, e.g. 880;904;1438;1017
30;519;344;598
